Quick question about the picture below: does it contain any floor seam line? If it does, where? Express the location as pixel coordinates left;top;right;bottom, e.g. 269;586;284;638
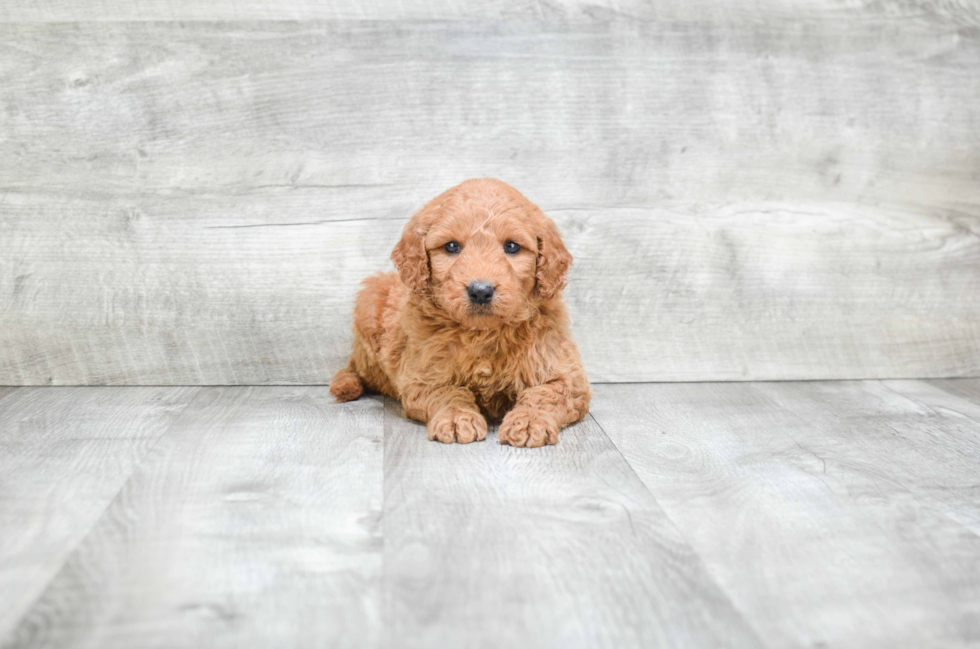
586;409;774;649
380;395;387;649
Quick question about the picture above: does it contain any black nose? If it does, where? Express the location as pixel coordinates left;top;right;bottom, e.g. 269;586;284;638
467;281;495;305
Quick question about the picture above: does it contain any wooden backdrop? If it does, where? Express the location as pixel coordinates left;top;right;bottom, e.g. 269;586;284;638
1;3;979;385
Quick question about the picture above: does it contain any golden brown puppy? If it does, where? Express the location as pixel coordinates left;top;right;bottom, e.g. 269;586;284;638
330;178;591;447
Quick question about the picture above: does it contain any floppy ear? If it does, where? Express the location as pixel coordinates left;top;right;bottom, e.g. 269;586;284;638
391;207;431;293
534;209;572;299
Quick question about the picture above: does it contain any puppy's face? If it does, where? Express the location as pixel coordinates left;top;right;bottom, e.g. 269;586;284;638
392;179;571;329
426;206;538;327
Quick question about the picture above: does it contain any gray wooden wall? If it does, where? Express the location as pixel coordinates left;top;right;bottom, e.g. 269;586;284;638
1;3;979;385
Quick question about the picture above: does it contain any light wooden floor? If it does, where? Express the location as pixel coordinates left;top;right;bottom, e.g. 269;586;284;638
1;380;979;648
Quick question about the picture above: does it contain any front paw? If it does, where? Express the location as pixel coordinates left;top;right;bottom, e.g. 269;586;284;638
499;407;560;448
428;408;488;444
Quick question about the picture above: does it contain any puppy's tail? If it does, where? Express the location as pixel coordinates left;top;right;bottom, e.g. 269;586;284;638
330;363;364;402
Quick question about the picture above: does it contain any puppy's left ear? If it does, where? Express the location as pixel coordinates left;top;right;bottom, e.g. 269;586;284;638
533;208;572;299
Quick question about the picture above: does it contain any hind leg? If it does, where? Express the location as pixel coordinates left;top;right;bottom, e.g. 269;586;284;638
331;327;399;402
332;272;403;403
330;361;364;402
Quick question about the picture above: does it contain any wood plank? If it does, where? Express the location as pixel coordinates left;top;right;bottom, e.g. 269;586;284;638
2;387;384;649
1;22;976;202
1;20;979;384
0;0;652;21
870;379;980;535
590;382;980;649
0;190;402;386
561;201;980;382
2;191;978;384
382;398;763;648
0;386;199;639
748;379;980;536
926;377;980;405
2;0;979;22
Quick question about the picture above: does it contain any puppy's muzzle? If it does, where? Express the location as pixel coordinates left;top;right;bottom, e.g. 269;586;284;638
467;281;495;306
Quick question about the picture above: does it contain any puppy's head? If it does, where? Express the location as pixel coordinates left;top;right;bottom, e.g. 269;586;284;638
391;178;571;328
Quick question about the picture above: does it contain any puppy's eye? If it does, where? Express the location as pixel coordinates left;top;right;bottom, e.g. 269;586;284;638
444;241;461;254
503;241;521;255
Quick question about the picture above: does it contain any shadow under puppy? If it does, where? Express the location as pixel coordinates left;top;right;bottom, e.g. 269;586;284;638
331;178;591;447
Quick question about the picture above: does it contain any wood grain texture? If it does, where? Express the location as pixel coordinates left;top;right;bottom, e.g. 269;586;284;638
0;0;672;21
927;377;980;404
3;382;980;647
0;387;198;639
2;0;979;22
2;388;384;649
589;381;980;649
871;379;980;534
382;398;763;649
3;192;977;384
1;20;979;384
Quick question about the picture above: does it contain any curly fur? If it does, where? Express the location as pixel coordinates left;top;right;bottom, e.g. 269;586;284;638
330;178;591;447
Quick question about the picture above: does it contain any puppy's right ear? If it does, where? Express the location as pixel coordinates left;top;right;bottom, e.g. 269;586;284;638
391;208;430;293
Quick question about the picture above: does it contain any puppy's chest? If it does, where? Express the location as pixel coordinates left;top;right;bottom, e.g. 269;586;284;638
451;345;525;414
456;351;516;390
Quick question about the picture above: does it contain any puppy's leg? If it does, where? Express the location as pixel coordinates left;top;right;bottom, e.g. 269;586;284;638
330;361;364;402
332;275;400;402
402;383;488;444
499;376;590;448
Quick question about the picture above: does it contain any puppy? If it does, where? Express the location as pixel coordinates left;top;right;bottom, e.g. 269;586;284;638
330;178;591;447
